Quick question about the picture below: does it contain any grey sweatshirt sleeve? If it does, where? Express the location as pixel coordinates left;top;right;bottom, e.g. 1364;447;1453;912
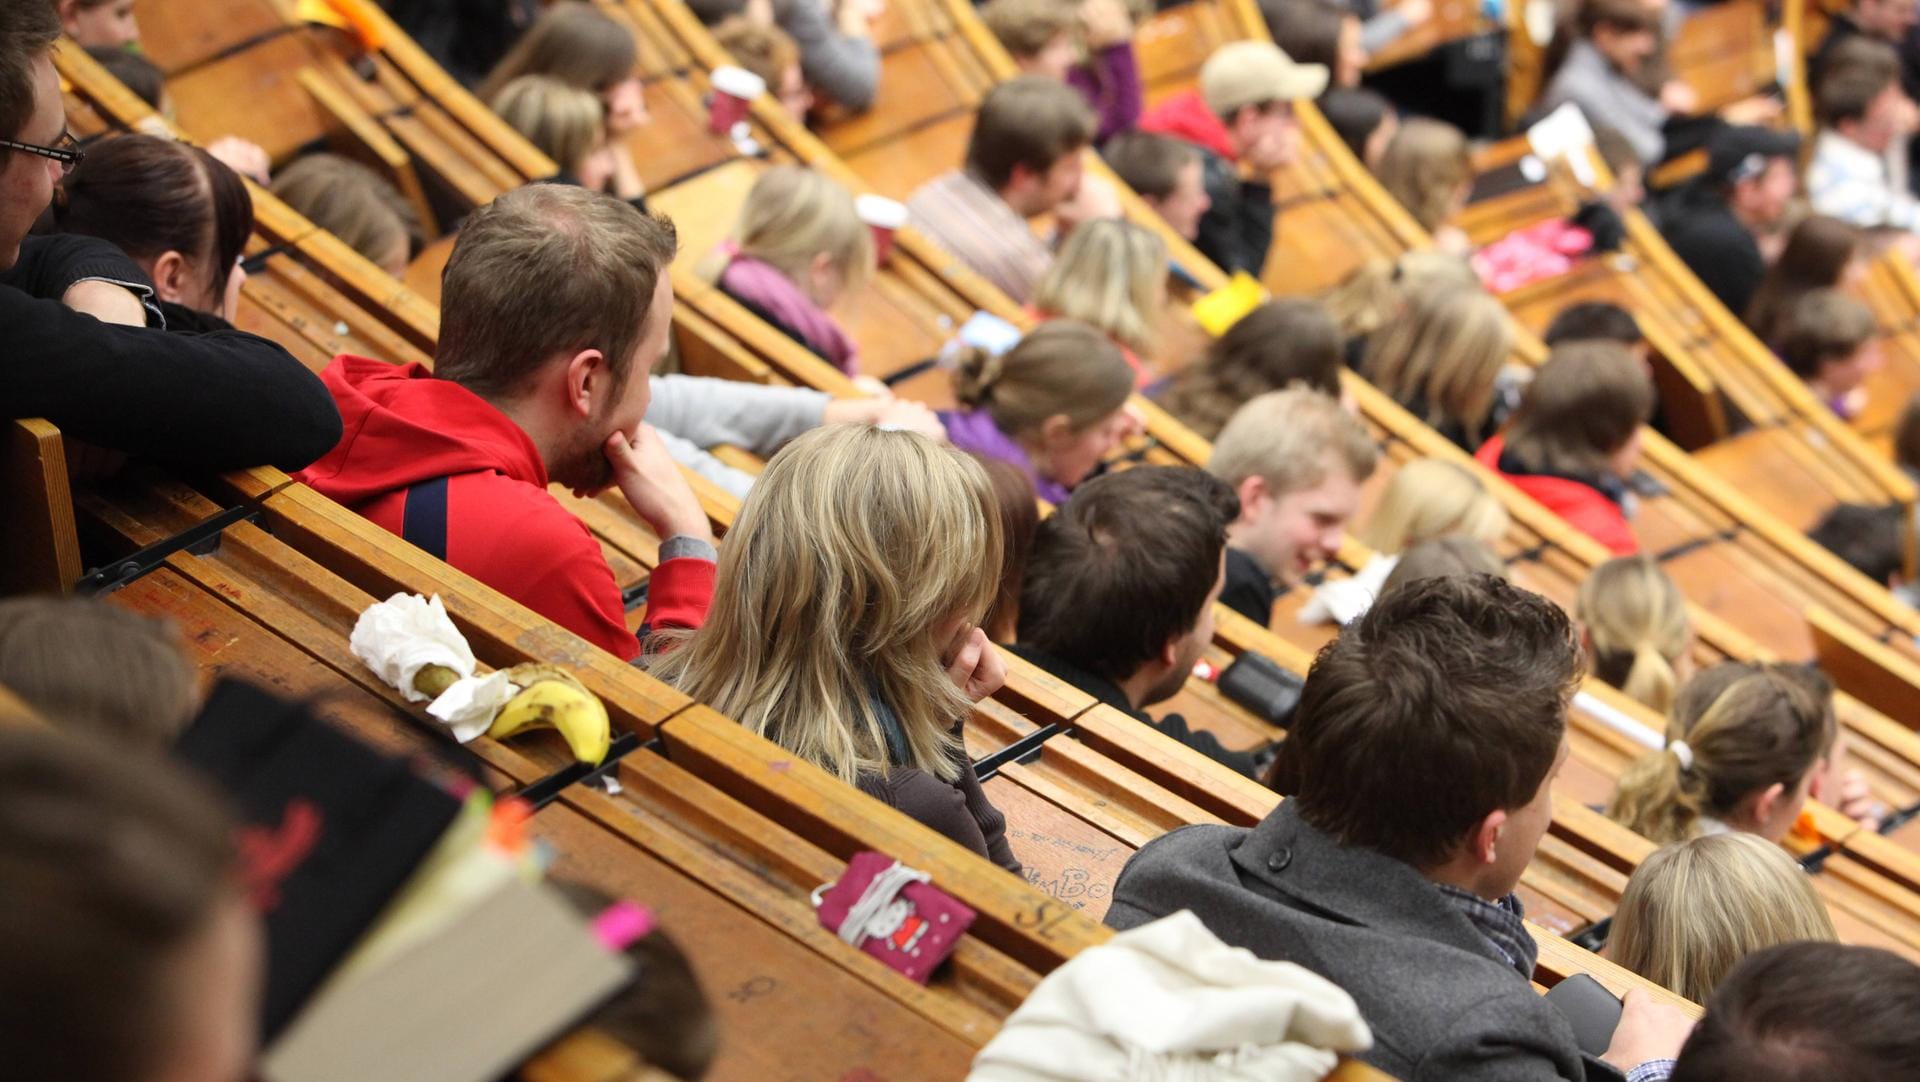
779;0;880;111
645;374;830;454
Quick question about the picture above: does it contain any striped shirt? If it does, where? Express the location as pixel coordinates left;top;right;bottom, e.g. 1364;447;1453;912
906;170;1054;304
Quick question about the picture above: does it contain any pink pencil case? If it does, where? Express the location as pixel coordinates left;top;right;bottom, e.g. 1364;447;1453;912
814;852;975;984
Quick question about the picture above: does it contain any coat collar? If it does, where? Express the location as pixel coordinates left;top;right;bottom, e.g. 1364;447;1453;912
1228;803;1522;972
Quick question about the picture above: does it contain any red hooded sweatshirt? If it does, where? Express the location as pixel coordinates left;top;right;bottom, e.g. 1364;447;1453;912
295;356;713;661
1138;89;1240;163
1475;436;1639;557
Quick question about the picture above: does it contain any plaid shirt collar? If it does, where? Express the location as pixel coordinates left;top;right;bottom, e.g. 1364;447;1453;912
1435;884;1537;979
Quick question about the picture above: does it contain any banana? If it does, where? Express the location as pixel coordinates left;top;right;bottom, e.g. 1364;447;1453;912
486;667;611;765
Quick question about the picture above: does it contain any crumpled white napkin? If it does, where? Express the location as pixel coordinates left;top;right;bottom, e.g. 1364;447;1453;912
427;669;520;743
350;593;477;701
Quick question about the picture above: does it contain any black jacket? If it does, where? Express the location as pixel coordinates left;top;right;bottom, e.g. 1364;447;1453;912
1194;146;1275;278
1219;546;1281;627
1660;194;1763;319
1007;643;1266;779
5;236;342;471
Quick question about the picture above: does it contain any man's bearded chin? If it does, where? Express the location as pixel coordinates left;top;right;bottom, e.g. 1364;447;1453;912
550;425;617;497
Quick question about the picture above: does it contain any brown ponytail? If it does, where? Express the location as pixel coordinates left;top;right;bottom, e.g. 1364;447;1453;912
946;321;1134;437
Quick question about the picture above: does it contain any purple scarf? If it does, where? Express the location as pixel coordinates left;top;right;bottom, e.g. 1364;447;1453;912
940;408;1071;506
718;252;860;376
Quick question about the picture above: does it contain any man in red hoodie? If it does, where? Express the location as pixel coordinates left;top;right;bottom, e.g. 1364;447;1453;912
1139;40;1326;276
296;185;714;661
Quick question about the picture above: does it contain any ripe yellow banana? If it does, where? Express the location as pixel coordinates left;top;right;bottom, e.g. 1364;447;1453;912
486;665;611;765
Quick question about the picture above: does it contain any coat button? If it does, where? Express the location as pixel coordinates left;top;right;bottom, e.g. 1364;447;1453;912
1267;847;1292;872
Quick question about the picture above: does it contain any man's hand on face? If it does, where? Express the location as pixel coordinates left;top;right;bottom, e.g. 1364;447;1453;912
602;425;714;544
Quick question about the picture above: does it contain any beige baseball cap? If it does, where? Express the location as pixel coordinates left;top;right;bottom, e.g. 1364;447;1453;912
1200;41;1329;117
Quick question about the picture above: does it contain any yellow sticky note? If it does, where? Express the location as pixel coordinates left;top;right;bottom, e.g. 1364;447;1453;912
1191;272;1267;338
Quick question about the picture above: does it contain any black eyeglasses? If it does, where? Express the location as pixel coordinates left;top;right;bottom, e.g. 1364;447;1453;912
0;130;85;175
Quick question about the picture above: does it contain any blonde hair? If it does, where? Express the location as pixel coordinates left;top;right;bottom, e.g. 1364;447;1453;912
1361;280;1512;437
1606;668;1837;844
479;1;637;99
491;75;605;175
1321;253;1479;340
699;165;873;299
1610;832;1837;1004
713;15;800;92
1208;387;1379;495
1577;555;1689;716
1032;218;1167;356
650;427;1003;785
270;154;421;269
1357;458;1509;554
951;320;1135;436
1375;117;1473;233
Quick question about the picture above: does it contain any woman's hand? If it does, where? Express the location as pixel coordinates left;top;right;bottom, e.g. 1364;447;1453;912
942;625;1006;702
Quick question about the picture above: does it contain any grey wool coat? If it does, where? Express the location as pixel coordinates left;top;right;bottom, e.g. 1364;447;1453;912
1105;802;1626;1082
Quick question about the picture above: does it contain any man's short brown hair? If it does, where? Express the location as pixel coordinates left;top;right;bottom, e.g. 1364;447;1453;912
1816;36;1901;128
1503;340;1653;479
0;0;60;144
981;0;1076;57
437;184;677;400
1268;574;1580;867
1779;288;1875;378
1102;130;1202;200
1018;466;1240;684
965;75;1097;191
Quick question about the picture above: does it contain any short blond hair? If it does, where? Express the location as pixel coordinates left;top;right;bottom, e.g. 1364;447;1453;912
1032;218;1166;355
1358;458;1509;554
491;75;605;175
981;0;1076;57
1208;387;1379;496
1611;832;1837;1004
720;165;873;299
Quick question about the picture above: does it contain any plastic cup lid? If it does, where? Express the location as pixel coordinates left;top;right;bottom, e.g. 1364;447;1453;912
856;194;908;229
710;65;766;99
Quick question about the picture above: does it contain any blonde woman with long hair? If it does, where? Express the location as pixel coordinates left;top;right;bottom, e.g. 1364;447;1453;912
1576;555;1691;717
1606;665;1836;845
1320;251;1479;342
1302;458;1512;626
650;426;1021;872
1031;218;1167;385
940;321;1137;505
479;2;648;200
1360;279;1513;452
490;75;611;191
1609;832;1837;1004
1374;117;1474;256
700;165;875;377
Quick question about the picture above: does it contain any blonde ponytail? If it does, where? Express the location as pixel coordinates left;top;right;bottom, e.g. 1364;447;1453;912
1606;740;1710;844
1577;555;1689;717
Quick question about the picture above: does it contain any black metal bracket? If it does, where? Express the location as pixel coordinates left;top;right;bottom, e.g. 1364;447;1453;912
972;722;1066;783
511;732;651;811
621;579;651;612
1654;526;1740;566
1568;915;1611;953
75;503;265;597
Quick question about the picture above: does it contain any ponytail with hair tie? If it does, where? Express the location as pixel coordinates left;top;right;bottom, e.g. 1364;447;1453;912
1668;739;1693;772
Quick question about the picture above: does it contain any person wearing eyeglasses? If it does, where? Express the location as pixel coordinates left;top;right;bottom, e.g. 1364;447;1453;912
1;1;340;473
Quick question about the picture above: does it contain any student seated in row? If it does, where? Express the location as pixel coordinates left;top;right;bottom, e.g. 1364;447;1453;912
479;3;649;204
940;320;1136;505
1609;832;1837;1006
1576;554;1691;717
1140;41;1325;276
1375;117;1474;256
1670;942;1920;1079
1743;215;1865;349
1319;86;1396;170
1607;664;1834;845
651;425;1022;873
983;0;1144;144
1208;388;1378;625
1107;573;1694;1081
4;9;341;472
1478;340;1654;556
270;155;423;280
1100;130;1212;243
296;185;715;662
1658;125;1800;320
1777;288;1883;421
690;0;883;113
1302;457;1510;627
1012;466;1273;778
1158;298;1345;440
1361;278;1513;453
700;165;872;378
1031;217;1165;385
1260;0;1365;90
713;16;813;124
1808;502;1920;609
51;133;251;328
1808;36;1920;235
491;75;621;193
908;76;1117;305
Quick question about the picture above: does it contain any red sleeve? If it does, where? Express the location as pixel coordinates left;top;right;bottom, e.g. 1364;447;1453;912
642;556;715;635
1567;499;1640;557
